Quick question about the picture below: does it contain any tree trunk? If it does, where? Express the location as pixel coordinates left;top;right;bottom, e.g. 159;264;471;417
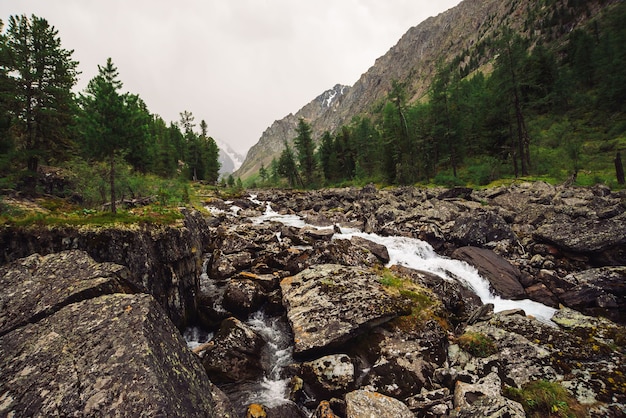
110;152;117;214
616;151;625;185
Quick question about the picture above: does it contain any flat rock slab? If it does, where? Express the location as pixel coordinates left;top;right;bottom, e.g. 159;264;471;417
451;246;526;300
533;215;626;254
0;250;132;336
280;264;412;356
0;293;219;417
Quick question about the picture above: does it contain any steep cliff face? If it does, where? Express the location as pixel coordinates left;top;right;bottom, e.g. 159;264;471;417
0;209;212;330
235;0;616;180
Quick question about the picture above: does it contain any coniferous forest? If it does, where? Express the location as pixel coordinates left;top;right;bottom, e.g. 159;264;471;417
2;1;626;222
263;1;626;190
0;15;221;214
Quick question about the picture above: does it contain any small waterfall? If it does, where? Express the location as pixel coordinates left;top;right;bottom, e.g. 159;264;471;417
244;311;295;407
183;326;213;349
220;311;299;415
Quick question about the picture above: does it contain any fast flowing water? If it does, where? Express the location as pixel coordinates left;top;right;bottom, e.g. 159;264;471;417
256;201;556;323
188;198;557;414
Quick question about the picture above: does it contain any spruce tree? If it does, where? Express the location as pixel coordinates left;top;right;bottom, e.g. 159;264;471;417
293;118;317;187
77;58;127;213
3;14;78;174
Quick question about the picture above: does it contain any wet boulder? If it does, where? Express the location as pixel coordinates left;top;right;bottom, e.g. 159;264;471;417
0;293;222;417
350;236;390;264
390;266;483;325
533;214;626;265
200;317;266;383
344;390;413;418
451;246;526;300
280;264;413;356
558;266;626;320
222;278;267;317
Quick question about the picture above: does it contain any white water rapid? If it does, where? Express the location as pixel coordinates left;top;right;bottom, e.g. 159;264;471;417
335;229;557;324
256;202;557;324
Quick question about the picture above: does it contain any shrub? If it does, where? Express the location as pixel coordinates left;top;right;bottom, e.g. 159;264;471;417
504;380;586;417
457;331;498;357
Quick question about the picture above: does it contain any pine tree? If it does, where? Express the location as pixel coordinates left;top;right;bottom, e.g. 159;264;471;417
293;118;317;187
77;58;127;214
200;119;220;183
3;14;78;174
278;141;301;188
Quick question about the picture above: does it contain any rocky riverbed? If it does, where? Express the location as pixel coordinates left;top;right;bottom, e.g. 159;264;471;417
1;182;625;417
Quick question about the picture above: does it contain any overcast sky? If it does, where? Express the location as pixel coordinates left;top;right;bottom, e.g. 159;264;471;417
1;0;461;155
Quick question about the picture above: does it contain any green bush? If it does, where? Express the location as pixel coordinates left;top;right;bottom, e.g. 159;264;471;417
433;171;465;187
457;331;498;357
504;380;586;417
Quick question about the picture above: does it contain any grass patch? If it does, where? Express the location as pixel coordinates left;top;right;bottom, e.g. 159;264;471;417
457;331;498;357
376;267;450;332
504;380;586;418
1;197;184;227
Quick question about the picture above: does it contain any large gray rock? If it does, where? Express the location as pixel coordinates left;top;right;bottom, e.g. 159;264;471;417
0;293;223;417
280;264;412;356
558;267;626;318
301;354;355;399
450;211;517;248
0;250;132;336
453;373;525;418
533;214;626;263
451;246;526;300
0;209;211;329
344;390;413;418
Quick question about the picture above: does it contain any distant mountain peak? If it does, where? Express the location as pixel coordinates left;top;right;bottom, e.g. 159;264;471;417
215;138;245;176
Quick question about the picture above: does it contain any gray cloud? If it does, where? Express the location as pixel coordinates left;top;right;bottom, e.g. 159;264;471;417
1;0;460;154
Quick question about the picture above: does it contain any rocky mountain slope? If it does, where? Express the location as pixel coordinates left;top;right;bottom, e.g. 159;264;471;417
235;0;618;180
236;84;349;179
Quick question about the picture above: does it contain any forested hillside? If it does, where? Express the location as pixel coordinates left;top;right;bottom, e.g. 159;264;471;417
0;15;220;212
249;0;626;189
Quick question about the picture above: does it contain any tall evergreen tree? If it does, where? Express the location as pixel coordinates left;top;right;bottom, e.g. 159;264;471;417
492;31;531;176
200;119;220;183
124;94;152;173
3;14;78;174
277;141;301;188
0;19;13;160
293;118;317;187
77;58;127;214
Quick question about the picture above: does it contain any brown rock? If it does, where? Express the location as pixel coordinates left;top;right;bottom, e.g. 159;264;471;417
451;246;526;299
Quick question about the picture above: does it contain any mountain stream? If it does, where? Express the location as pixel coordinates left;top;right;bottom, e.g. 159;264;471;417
186;197;557;414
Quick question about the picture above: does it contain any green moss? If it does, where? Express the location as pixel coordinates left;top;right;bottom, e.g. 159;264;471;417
504;380;586;418
3;205;184;227
457;331;498;357
375;267;450;332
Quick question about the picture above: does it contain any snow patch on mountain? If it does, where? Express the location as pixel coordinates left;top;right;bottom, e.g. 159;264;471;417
319;84;349;108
